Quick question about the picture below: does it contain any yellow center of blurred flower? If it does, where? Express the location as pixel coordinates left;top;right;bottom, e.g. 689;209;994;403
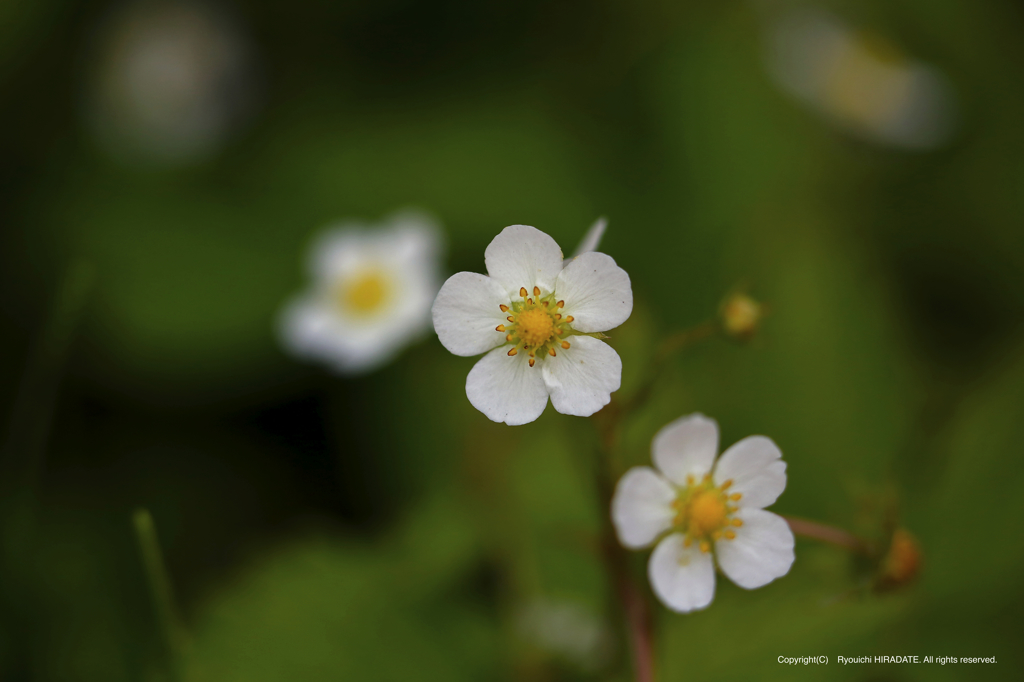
338;271;390;315
496;286;577;368
688;491;727;536
671;475;744;553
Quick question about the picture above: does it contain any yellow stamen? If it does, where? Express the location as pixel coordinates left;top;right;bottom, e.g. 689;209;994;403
699;541;710;553
499;304;509;312
561;341;570;349
548;348;556;356
565;315;574;322
731;518;743;527
529;358;535;367
495;324;505;332
533;286;540;297
506;334;514;342
557;300;564;308
507;316;515;323
729;493;742;501
724;530;736;540
720;479;733;490
507;348;517;356
519;287;528;298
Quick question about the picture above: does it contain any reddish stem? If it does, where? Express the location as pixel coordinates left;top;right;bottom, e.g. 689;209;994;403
783;515;873;555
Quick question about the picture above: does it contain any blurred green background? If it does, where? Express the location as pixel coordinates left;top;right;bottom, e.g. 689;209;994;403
1;0;1023;680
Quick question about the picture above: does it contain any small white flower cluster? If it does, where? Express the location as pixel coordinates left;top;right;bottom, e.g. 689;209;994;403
280;216;796;615
612;413;795;612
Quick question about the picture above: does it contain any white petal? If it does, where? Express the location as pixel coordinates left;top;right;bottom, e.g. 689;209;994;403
432;272;510;357
466;345;549;425
567;216;607;262
715;508;795;589
647;534;716;613
540;336;621;417
651;413;719;487
484;225;564;296
554;252;632;333
611;467;677;549
278;298;418;375
712;436;787;509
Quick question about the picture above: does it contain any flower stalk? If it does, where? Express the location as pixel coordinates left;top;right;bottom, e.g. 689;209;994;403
132;508;184;682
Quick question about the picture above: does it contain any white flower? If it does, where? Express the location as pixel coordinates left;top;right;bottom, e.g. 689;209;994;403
279;210;444;374
765;9;955;149
432;223;632;425
611;414;795;613
86;1;258;164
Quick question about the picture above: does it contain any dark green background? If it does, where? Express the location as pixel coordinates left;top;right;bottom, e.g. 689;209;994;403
1;1;1022;680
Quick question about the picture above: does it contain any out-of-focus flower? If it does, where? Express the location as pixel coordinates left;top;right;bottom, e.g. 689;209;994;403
279;210;444;375
86;1;258;164
516;598;614;672
875;528;923;592
720;291;764;341
765;9;955;149
432;223;632;425
612;413;794;613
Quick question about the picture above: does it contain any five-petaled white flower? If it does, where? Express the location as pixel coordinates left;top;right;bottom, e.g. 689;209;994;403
279;210;443;374
432;223;632;425
612;413;795;612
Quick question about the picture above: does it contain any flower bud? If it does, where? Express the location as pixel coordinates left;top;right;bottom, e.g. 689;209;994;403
720;293;764;340
875;528;923;591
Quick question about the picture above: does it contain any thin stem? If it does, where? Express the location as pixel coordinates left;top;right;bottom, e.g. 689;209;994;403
615;320;720;419
783;515;873;556
594;456;655;682
2;261;94;494
132;508;183;681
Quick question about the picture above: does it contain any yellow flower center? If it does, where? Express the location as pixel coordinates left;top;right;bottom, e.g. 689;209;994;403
688;491;727;536
516;308;555;347
671;474;744;553
337;271;390;315
494;286;577;368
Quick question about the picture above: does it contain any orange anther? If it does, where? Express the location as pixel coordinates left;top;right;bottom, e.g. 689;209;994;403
507;348;518;356
519;287;528;298
561;341;570;349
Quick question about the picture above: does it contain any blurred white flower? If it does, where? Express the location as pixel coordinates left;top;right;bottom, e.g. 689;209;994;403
280;211;444;374
86;1;258;164
516;598;614;671
765;9;955;149
612;413;794;613
432;223;632;425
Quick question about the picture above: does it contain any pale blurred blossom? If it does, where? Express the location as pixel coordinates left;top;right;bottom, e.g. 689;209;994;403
86;1;258;164
516;598;614;671
765;9;955;149
279;211;444;375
